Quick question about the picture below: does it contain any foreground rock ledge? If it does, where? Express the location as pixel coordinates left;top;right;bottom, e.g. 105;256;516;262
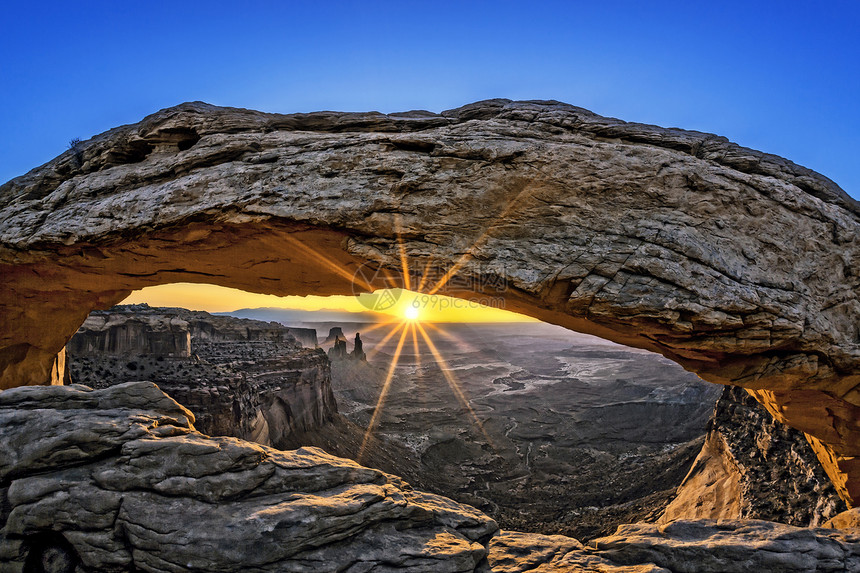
2;382;860;572
0;382;497;572
0;99;858;502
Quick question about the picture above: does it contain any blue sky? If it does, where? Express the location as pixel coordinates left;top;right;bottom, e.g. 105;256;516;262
2;1;858;199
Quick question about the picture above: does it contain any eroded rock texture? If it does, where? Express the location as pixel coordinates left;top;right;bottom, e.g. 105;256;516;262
4;382;860;573
68;308;192;358
661;385;846;526
0;382;497;572
489;522;860;572
587;520;860;573
0;99;858;501
68;305;338;447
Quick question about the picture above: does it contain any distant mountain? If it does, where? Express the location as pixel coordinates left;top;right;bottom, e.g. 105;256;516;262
219;307;388;326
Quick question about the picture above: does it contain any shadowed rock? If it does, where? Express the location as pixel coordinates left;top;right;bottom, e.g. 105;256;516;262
661;385;846;526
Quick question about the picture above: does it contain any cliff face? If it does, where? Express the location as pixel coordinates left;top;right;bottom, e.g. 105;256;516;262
67;305;337;448
661;385;846;526
282;327;318;348
190;340;337;447
68;313;191;357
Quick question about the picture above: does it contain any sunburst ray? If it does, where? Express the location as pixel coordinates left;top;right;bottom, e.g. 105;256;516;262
416;256;437;293
280;233;376;292
427;183;535;296
365;320;409;361
423;322;483;355
359;317;404;337
409;322;426;404
358;322;410;462
415;322;496;449
394;214;412;292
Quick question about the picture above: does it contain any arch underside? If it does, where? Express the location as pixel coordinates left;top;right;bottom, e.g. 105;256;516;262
1;99;858;503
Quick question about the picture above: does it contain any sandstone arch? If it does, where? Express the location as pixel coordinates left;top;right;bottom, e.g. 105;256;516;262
1;99;858;503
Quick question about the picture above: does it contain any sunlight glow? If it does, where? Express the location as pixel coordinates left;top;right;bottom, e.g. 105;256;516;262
121;284;537;323
404;305;420;321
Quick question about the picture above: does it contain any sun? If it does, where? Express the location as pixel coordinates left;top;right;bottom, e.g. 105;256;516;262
404;305;420;321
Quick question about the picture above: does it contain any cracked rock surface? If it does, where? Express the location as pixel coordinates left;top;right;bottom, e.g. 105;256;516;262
0;382;497;572
588;520;860;573
3;382;860;572
0;98;858;501
661;385;846;526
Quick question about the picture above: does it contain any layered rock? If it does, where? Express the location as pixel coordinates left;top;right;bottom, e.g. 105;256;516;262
328;337;349;361
661;386;846;526
3;382;860;572
68;310;191;357
587;520;860;573
282;326;318;348
352;332;366;360
489;522;860;572
70;303;302;354
325;327;347;345
67;305;338;448
0;382;498;572
0;99;858;501
326;330;367;362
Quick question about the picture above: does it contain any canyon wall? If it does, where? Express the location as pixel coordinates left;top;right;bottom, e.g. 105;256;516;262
283;327;318;348
68;313;191;357
67;305;338;447
0;99;858;502
661;386;846;526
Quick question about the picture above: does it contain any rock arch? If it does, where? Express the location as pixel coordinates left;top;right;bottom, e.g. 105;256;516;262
1;99;858;503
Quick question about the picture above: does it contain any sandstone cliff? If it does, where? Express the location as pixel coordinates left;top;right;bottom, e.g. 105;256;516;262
3;382;860;572
67;305;338;448
661;385;846;526
1;98;858;502
68;311;191;357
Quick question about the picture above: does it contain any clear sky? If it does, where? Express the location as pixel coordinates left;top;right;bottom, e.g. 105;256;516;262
2;1;858;199
3;1;858;319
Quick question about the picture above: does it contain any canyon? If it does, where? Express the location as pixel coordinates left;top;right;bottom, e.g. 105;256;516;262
326;320;847;538
1;99;859;569
66;306;722;539
59;307;849;552
68;304;336;447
